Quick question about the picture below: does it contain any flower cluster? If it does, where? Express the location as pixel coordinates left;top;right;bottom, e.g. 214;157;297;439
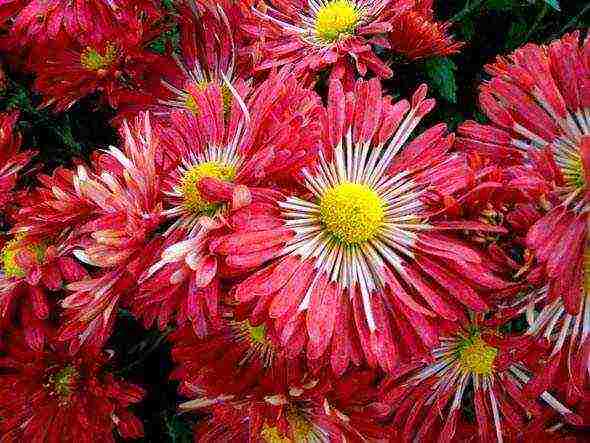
0;0;588;441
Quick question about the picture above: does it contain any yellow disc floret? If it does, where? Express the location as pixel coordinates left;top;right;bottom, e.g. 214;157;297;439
185;81;233;116
315;0;359;43
181;161;236;215
261;409;313;443
457;334;498;376
48;365;78;397
319;182;384;245
80;44;118;71
1;235;47;279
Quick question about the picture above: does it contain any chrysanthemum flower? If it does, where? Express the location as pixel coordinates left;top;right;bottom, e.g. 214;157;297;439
12;114;164;353
31;27;165;111
212;78;507;374
0;111;35;213
243;0;461;81
0;231;87;350
133;1;251;119
170;318;306;399
132;70;322;337
54;115;165;353
5;0;161;47
456;31;590;392
181;370;391;442
500;283;590;405
380;323;584;442
0;329;145;441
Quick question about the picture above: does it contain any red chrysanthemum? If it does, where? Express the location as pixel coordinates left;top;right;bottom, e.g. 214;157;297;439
30;24;166;111
380;322;584;442
170;318;306;399
13;114;164;353
0;328;145;442
211;78;507;375
0;230;87;350
181;370;391;442
0;111;35;213
55;115;165;353
456;31;590;398
242;0;461;82
131;69;322;337
4;0;161;47
121;0;252;119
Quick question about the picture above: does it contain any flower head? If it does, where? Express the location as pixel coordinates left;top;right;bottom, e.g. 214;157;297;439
182;370;391;442
380;323;584;442
212;78;507;374
244;0;461;81
131;70;323;337
170;318;306;399
0;229;87;351
31;28;166;111
127;1;251;120
5;0;162;47
0;329;145;441
457;32;590;338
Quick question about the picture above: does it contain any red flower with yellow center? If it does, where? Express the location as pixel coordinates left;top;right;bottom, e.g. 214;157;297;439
380;324;583;442
212;78;507;374
457;31;590;399
0;330;145;441
132;69;323;337
244;0;461;81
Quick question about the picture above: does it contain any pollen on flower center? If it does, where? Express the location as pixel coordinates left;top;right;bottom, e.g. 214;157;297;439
319;182;384;245
245;321;268;345
261;409;313;443
457;334;498;376
185;82;233;116
47;365;79;399
315;0;359;43
181;161;236;215
80;44;118;71
1;236;47;279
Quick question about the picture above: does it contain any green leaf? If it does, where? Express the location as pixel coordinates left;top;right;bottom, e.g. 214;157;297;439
486;0;514;11
543;0;560;11
423;57;457;104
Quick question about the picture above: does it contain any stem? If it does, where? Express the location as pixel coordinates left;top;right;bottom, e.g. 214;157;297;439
451;0;487;23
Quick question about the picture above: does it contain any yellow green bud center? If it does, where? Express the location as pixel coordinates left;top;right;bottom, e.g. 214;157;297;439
1;236;47;279
47;365;78;400
261;409;313;443
245;321;268;345
80;44;118;71
319;182;384;245
181;161;236;215
185;82;233;116
315;0;359;43
457;334;498;376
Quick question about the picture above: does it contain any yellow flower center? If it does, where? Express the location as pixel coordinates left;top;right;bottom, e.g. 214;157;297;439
47;365;78;400
185;82;233;116
80;44;118;71
181;161;236;215
319;182;384;245
457;334;498;376
245;321;268;345
261;409;313;443
315;0;359;43
561;154;585;189
1;236;47;279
